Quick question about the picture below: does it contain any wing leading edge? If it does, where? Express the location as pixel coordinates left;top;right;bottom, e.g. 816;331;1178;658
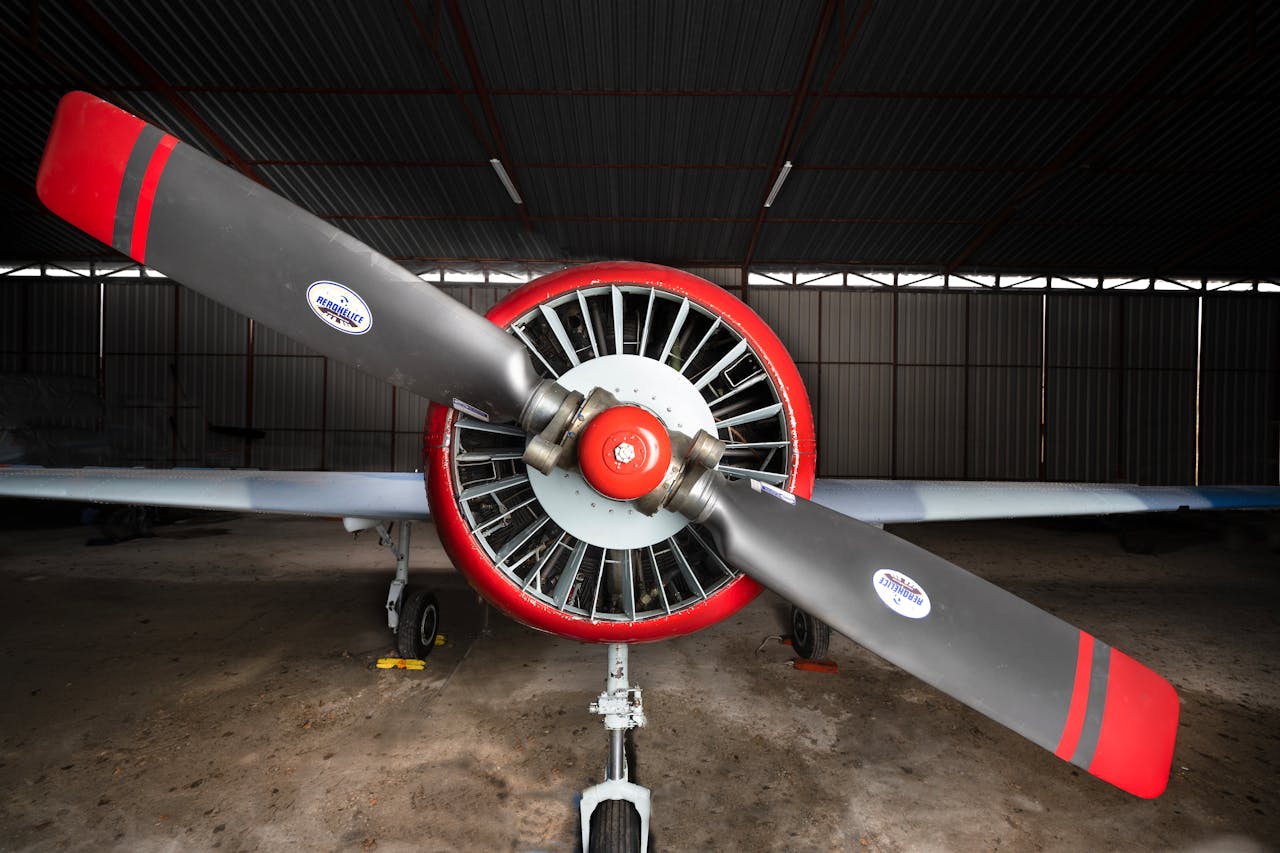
0;467;430;520
2;468;1277;526
811;479;1280;525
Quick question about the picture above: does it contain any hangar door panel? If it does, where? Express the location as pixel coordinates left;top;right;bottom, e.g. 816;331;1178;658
1200;297;1279;485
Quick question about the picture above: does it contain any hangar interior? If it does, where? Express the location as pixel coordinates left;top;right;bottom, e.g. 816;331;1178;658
1;1;1277;484
2;266;1278;484
1;1;1279;852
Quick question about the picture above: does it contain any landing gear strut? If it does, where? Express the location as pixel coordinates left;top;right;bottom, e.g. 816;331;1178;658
377;520;411;631
581;643;651;853
355;519;441;659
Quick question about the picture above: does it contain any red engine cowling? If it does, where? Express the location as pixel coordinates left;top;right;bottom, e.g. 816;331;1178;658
425;262;814;642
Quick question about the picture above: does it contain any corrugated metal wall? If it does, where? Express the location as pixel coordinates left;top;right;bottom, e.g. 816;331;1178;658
753;288;1045;480
1044;294;1199;484
1200;296;1280;484
0;271;520;472
752;286;1276;484
2;270;1276;484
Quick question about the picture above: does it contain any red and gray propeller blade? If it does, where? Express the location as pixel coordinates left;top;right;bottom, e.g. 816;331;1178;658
693;475;1180;799
36;91;1180;799
37;92;540;424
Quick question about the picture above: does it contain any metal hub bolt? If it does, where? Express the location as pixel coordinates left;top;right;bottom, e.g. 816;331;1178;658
613;441;636;464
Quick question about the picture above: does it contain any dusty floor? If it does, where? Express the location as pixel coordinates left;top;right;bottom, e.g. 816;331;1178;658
0;501;1277;852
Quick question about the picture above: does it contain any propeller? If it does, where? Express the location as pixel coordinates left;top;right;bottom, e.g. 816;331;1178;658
36;91;552;426
36;92;1180;799
689;474;1179;798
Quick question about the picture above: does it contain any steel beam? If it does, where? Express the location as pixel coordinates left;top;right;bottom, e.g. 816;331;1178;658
402;0;494;173
68;0;264;185
740;0;839;275
15;81;1247;101
442;0;534;232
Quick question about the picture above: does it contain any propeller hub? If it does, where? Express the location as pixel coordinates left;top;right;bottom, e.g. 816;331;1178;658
578;405;672;501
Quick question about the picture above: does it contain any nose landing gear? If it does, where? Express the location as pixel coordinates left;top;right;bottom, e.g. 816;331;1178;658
581;643;651;853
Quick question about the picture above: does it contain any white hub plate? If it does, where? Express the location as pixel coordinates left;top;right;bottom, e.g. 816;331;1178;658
527;354;717;549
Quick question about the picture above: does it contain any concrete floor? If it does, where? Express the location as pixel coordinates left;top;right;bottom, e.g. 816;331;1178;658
0;502;1276;852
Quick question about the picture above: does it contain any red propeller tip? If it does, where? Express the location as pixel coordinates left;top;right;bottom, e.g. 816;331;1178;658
1086;650;1180;798
37;91;177;263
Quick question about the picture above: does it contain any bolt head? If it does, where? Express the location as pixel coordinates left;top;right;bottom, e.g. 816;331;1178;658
613;441;636;464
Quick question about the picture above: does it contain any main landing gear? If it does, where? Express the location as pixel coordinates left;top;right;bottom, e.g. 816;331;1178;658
348;518;441;659
790;606;831;661
581;643;651;853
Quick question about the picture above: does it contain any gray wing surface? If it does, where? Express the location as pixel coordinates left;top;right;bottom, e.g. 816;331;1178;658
6;470;1276;525
812;479;1280;524
0;468;430;520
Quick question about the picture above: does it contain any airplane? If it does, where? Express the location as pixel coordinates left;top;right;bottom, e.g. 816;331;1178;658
4;91;1280;852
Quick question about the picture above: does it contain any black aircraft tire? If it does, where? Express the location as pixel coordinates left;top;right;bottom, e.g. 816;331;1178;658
396;589;439;659
588;799;642;853
791;606;830;660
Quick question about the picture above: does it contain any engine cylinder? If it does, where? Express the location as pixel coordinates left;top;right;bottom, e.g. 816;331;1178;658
425;261;815;642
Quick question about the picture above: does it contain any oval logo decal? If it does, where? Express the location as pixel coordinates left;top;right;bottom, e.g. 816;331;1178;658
307;281;372;335
872;569;931;619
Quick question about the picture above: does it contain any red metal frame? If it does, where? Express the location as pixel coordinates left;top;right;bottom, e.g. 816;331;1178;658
425;261;816;643
740;0;839;273
67;0;263;185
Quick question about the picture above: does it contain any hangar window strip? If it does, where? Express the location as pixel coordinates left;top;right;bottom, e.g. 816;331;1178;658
4;263;1278;293
744;270;1280;293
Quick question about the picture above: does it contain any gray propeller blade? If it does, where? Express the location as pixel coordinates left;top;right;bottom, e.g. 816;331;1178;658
37;92;540;424
694;475;1180;798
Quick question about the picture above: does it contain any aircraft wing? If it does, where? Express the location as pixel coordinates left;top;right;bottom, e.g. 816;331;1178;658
0;467;430;520
811;478;1280;524
3;467;1277;527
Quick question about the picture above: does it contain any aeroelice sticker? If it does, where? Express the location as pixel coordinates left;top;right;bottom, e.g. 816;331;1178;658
749;478;796;505
307;281;372;335
872;569;931;619
451;398;490;422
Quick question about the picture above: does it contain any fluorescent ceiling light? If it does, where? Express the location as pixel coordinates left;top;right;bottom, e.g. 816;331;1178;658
489;158;523;204
763;160;793;208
